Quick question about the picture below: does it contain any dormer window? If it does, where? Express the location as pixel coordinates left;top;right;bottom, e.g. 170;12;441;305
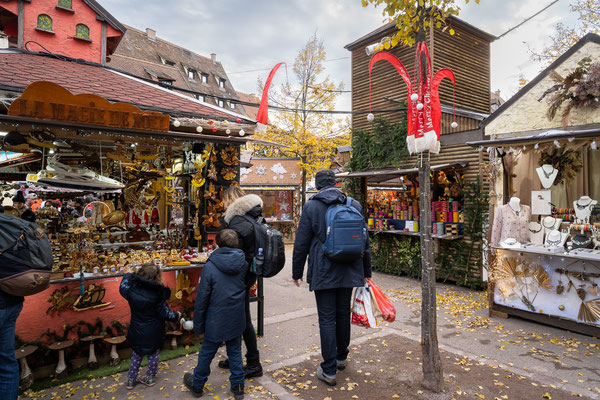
159;56;175;66
159;78;174;87
187;69;196;80
218;99;224;108
194;94;206;102
58;0;72;9
219;78;226;89
36;15;53;32
200;73;209;84
229;102;236;110
75;24;90;40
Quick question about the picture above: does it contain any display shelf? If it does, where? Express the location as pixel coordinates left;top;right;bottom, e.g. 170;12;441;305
491;245;600;263
94;241;155;249
50;263;204;284
369;229;463;241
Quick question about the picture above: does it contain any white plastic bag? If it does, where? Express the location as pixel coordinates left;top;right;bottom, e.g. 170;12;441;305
351;286;377;328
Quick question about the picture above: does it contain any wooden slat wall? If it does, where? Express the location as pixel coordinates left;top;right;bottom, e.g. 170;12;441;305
351;23;491;134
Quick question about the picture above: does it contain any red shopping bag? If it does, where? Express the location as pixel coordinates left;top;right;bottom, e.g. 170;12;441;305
367;278;396;322
351;286;377;328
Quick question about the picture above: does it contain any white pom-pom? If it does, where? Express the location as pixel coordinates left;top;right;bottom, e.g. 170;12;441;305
534;143;539;150
173;120;181;127
416;103;423;110
367;113;375;122
568;137;575;142
451;121;458;129
226;129;231;134
592;141;598;150
196;126;203;133
410;93;418;102
523;145;527;150
239;129;245;136
554;139;561;148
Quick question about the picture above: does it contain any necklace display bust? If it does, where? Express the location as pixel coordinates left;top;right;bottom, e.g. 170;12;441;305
500;238;521;249
542;216;562;235
528;222;544;245
573;196;598;223
536;164;558;189
545;230;567;248
508;197;521;216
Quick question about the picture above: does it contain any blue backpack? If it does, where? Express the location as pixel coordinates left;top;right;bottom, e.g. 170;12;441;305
321;197;367;262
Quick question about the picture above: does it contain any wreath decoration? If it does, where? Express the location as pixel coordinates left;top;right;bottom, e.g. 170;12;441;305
221;146;239;166
538;57;600;127
539;147;583;186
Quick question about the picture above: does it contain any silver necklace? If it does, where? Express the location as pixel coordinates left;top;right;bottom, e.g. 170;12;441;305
541;165;555;180
542;218;557;229
509;204;521;216
529;225;542;234
547;236;562;246
573;236;592;246
576;198;593;210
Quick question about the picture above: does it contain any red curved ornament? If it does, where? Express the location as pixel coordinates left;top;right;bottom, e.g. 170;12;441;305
256;62;286;125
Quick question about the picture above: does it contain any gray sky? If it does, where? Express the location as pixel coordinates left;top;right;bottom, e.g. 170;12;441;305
100;0;577;113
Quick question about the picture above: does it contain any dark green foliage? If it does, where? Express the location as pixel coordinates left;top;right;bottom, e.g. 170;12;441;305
436;178;488;289
369;232;421;279
348;116;409;172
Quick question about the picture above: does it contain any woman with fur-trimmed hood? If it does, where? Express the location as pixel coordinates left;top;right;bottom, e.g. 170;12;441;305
217;186;263;379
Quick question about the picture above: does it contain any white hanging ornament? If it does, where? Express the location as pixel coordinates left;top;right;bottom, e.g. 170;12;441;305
410;93;418;102
239;129;245;136
173;120;181;127
196;126;203;133
226;129;231;135
451;121;458;129
534;143;539;150
367;113;375;122
554;140;561;148
416;103;424;110
592;141;598;150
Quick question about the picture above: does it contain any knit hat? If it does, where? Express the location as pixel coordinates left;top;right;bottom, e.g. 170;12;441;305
12;190;25;204
315;169;337;190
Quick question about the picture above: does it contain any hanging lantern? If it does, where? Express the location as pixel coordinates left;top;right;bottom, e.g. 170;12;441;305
367;113;375;122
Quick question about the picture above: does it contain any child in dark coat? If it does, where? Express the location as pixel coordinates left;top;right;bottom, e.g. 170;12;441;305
183;229;248;400
120;264;180;390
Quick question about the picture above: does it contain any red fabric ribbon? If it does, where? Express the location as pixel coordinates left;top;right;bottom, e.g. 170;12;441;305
256;62;285;124
368;52;414;137
431;69;456;140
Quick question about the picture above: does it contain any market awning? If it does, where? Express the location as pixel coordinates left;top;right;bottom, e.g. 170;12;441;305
466;126;600;147
336;162;468;183
242;185;299;191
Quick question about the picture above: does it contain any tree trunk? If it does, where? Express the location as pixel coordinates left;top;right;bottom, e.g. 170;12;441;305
416;15;443;392
419;155;443;392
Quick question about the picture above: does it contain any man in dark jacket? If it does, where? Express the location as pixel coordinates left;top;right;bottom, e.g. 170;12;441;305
0;202;25;400
12;191;36;223
292;169;372;387
0;279;24;400
184;229;247;400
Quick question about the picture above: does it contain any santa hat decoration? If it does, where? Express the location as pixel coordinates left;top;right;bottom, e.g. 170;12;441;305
256;62;287;126
367;43;456;155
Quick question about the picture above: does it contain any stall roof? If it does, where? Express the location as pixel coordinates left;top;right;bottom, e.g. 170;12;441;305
336;162;467;183
0;50;253;122
466;126;600;147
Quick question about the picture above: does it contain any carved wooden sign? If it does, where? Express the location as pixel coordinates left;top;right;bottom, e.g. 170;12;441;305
8;81;170;131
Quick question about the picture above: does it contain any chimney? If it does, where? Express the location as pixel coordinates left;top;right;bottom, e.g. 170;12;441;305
146;28;156;42
211;53;217;63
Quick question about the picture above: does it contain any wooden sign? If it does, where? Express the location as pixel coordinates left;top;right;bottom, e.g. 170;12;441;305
8;81;170;131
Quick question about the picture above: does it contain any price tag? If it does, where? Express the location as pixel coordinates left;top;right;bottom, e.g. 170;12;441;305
26;174;38;183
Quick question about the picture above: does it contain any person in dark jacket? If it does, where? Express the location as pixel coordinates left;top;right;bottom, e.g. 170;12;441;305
292;169;372;387
120;264;180;390
184;229;247;400
0;272;23;400
214;186;263;379
12;191;36;223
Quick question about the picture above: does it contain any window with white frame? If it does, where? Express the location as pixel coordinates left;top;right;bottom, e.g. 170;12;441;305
188;68;196;80
218;99;224;108
201;73;209;84
219;78;226;89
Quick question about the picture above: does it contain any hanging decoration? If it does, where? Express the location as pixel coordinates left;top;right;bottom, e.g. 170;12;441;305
256;62;287;125
367;43;456;155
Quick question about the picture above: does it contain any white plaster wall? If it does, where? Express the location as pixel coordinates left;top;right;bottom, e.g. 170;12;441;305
486;42;600;137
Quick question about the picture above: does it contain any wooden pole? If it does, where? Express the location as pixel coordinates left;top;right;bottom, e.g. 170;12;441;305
417;15;443;393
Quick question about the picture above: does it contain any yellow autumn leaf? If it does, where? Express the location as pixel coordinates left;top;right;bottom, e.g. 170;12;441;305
542;393;552;399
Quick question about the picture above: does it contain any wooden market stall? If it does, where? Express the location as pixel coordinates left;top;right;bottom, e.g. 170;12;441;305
0;49;261;382
468;33;600;336
241;157;301;243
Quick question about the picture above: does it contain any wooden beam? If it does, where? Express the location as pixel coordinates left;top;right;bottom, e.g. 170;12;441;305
101;21;107;66
17;0;24;49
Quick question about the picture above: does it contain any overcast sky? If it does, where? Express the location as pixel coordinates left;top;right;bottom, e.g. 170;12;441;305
100;0;577;113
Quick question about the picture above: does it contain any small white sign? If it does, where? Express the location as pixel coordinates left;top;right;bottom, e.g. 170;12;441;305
532;190;551;215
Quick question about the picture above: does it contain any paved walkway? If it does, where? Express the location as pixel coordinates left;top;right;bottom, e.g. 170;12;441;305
22;246;600;399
